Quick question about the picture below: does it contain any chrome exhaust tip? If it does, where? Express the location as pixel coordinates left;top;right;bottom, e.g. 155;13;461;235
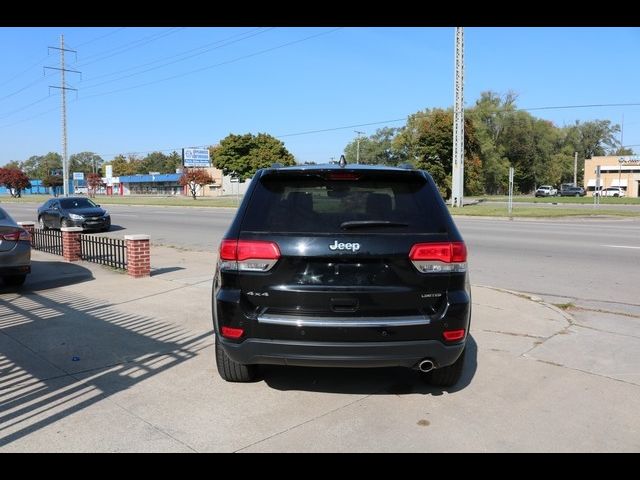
418;359;435;373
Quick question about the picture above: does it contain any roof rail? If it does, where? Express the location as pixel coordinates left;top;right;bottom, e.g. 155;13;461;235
399;163;414;170
271;162;283;169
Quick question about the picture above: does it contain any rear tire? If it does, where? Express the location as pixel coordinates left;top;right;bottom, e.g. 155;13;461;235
215;335;256;382
424;348;465;387
3;274;27;286
38;216;48;230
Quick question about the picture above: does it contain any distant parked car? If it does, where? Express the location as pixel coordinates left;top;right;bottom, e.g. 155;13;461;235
37;197;111;232
558;186;586;197
596;187;625;197
0;207;31;286
535;185;558;197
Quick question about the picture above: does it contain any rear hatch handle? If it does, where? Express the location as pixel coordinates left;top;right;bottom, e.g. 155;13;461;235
330;297;359;313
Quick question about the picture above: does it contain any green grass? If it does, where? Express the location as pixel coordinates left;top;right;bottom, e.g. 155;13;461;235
477;195;640;205
3;193;638;217
0;194;240;208
553;302;575;310
449;204;640;218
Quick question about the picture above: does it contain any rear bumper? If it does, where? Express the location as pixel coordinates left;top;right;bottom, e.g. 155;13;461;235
0;242;31;274
218;337;465;369
0;265;31;276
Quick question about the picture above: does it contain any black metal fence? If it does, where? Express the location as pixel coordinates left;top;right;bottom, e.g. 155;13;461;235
32;229;63;256
79;234;127;270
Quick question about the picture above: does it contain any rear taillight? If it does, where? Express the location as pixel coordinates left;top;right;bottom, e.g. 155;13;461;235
443;329;466;342
409;242;467;273
221;326;245;339
1;229;30;242
219;239;280;272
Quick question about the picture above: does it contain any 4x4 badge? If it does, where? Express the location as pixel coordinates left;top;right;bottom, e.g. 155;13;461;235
329;240;360;252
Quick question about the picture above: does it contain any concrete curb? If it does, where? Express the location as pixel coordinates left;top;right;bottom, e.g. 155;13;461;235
473;283;574;325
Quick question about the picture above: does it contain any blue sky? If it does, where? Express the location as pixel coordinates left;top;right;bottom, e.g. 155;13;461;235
1;27;639;166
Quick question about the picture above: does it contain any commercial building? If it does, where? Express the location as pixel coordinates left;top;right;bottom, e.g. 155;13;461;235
583;155;640;197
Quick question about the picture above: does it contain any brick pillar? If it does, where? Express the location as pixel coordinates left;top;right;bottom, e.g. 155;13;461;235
18;222;35;247
61;227;83;262
125;234;151;278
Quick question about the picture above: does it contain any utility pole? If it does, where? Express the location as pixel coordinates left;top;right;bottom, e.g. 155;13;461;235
574;151;578;186
46;35;80;197
354;130;364;164
451;27;465;208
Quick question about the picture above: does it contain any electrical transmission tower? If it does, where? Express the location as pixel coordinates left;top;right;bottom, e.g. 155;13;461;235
45;35;80;197
450;27;464;208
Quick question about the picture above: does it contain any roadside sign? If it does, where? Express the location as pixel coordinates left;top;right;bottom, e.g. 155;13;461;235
73;172;84;180
183;148;210;167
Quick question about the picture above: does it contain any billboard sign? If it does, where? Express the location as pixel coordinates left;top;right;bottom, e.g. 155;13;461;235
73;172;84;181
183;148;211;167
105;165;113;178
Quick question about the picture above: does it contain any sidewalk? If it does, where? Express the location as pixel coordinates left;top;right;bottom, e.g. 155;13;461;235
1;248;639;452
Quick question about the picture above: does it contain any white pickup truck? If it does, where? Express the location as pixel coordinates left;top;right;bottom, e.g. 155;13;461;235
534;185;558;197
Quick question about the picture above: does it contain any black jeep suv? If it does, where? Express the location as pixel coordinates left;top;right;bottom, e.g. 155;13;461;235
213;164;471;386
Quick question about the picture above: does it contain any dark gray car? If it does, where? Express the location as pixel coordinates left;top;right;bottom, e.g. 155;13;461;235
0;207;31;286
37;197;111;232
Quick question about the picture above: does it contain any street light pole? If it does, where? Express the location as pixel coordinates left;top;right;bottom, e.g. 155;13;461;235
618;158;623;191
354;130;364;164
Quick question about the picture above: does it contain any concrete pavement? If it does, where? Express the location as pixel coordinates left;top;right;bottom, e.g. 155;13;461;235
1;247;639;452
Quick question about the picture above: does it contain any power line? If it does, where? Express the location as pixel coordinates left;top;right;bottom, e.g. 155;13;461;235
0;55;49;88
80;28;343;100
523;102;640;111
74;28;185;68
0;29;337;128
70;27;127;49
81;27;274;90
0;95;52;120
79;27;266;86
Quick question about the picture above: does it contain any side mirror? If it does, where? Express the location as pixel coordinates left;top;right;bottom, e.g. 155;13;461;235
96;204;100;207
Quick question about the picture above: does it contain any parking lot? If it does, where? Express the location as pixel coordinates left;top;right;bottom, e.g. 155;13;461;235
2;242;639;452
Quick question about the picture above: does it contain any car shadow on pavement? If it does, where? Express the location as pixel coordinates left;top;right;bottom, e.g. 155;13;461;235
261;336;478;396
0;260;94;293
0;286;210;448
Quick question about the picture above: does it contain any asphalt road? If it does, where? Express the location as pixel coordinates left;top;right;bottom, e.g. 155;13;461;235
4;202;640;310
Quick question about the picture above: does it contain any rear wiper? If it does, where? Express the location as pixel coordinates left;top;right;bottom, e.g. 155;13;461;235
340;220;409;229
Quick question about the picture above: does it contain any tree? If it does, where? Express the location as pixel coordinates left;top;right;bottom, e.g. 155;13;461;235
69;152;103;175
140;151;179;174
343;127;403;165
614;147;635;155
467;91;518;194
211;133;295;180
42;175;64;197
561;120;621;184
393;108;481;197
110;154;141;176
180;168;214;199
0;167;31;197
86;173;104;198
21;152;62;179
4;160;22;170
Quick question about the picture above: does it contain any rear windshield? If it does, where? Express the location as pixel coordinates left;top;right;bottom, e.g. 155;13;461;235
241;172;448;234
